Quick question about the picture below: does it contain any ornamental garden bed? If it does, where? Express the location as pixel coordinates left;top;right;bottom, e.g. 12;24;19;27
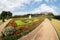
0;17;45;40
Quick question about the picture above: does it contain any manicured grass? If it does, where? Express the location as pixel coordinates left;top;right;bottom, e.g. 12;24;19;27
15;20;25;25
0;20;3;25
51;19;60;39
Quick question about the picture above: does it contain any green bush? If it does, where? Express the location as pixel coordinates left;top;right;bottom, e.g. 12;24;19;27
19;27;24;30
2;34;22;40
2;26;16;36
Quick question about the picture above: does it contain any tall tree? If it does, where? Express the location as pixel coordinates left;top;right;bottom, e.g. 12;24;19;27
1;11;12;22
1;11;7;22
7;11;12;19
48;12;54;16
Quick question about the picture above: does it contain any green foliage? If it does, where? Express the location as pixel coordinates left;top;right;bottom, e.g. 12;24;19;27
1;11;12;22
2;26;16;36
12;15;28;18
6;11;12;19
2;33;22;40
23;19;33;24
19;27;24;30
1;11;7;22
15;20;25;26
0;21;3;25
54;15;60;20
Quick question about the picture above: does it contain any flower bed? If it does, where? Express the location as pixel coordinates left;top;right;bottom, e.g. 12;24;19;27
1;17;45;40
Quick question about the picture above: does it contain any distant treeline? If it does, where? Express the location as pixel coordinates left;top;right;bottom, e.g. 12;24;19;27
0;11;60;20
54;15;60;20
12;13;60;20
12;12;54;18
12;14;43;18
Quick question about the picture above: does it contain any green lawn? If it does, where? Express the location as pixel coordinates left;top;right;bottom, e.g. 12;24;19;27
0;20;3;25
15;18;36;26
51;19;60;39
15;20;25;25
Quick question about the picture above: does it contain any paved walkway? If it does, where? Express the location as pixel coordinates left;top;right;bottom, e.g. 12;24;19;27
0;19;12;34
18;18;59;40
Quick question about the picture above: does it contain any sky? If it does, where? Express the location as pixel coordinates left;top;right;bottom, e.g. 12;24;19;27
0;0;60;15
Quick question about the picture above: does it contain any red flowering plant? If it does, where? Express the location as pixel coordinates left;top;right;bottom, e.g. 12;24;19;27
11;19;17;29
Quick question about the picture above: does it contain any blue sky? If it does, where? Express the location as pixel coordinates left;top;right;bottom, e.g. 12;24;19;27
0;0;60;15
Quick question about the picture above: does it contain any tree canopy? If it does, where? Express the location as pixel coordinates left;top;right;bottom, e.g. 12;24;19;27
1;11;12;22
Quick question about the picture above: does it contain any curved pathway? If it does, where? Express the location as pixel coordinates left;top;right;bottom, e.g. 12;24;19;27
0;19;12;34
18;18;59;40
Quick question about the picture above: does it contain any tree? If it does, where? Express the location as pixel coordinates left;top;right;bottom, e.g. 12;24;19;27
54;15;60;20
1;11;12;22
7;11;12;19
0;14;2;19
1;11;7;22
48;12;54;16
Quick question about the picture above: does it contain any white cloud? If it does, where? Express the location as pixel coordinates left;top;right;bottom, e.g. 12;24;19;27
50;6;57;9
45;0;57;3
34;0;42;2
45;0;49;2
13;12;30;16
0;0;32;12
31;4;58;15
0;0;42;13
0;0;58;15
14;4;58;15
